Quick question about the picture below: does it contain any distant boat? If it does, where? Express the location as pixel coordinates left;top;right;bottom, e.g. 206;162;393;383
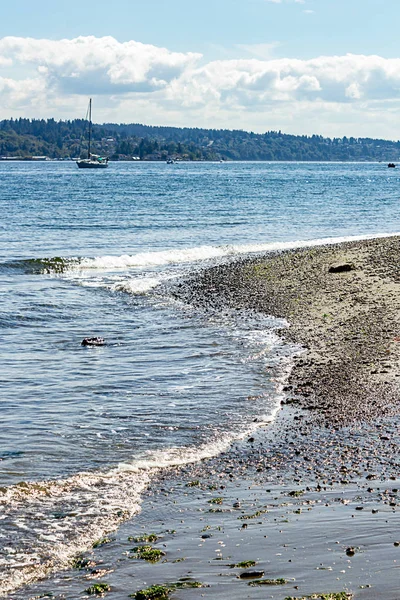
76;99;109;169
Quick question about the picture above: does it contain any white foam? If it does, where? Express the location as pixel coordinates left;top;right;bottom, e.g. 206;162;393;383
0;469;152;595
0;330;298;596
66;231;400;272
79;246;231;270
116;436;235;473
111;277;162;295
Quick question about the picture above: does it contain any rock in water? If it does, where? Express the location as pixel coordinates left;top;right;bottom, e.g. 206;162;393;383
239;571;265;579
81;337;105;347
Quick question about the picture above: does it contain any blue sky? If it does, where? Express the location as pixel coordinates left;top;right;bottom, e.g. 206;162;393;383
0;0;399;138
1;0;396;60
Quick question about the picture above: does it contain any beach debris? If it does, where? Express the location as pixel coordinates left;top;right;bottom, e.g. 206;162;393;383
81;336;105;347
328;263;355;274
345;546;356;556
86;568;113;580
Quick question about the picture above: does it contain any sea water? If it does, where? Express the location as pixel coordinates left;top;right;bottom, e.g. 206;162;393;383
1;160;400;594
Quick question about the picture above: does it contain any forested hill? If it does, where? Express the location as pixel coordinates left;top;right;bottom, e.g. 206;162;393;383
1;117;400;162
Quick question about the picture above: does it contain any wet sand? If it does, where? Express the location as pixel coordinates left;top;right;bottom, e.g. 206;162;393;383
17;237;400;600
174;235;400;426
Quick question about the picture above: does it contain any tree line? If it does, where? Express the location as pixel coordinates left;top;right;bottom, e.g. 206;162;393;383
1;117;400;162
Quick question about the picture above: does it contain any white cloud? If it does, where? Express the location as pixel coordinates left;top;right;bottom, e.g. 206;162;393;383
1;36;400;138
0;36;200;95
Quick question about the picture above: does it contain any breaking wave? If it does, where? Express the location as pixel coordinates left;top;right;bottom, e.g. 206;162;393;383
0;395;289;596
4;231;400;275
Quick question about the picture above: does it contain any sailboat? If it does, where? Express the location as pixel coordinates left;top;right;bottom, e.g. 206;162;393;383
76;99;109;169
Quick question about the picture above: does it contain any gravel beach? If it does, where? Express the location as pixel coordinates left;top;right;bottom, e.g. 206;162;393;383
175;235;400;426
16;237;400;600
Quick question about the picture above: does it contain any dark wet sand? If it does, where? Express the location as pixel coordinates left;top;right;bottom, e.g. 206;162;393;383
18;237;400;600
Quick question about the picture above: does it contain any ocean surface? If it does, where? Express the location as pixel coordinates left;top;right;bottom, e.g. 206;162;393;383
1;160;400;595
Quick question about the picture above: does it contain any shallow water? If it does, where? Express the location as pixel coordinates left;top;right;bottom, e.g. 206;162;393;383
1;160;400;594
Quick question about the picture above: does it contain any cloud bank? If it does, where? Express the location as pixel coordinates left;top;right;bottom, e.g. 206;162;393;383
1;35;400;138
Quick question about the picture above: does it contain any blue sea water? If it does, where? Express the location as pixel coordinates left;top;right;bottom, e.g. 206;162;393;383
1;160;400;594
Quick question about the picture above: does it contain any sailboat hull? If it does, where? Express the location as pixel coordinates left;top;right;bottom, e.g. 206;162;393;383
76;160;108;169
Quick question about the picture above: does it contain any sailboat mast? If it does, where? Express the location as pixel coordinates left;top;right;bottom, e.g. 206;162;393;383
88;98;92;159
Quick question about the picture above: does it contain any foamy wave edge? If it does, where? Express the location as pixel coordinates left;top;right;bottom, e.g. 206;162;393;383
0;341;297;597
62;231;400;272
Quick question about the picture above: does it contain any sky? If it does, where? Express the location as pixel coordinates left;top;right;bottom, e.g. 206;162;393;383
0;0;400;138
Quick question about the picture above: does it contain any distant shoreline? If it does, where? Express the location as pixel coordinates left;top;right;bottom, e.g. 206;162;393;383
1;117;399;162
0;157;397;164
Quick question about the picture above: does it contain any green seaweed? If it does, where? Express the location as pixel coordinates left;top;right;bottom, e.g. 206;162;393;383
131;585;171;600
238;509;268;520
128;533;158;543
92;537;113;548
208;497;223;504
72;555;93;570
172;557;186;563
174;581;203;590
228;560;257;568
249;578;287;586
186;480;200;487
85;582;111;596
131;581;203;600
288;490;305;497
131;545;166;562
284;593;353;600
